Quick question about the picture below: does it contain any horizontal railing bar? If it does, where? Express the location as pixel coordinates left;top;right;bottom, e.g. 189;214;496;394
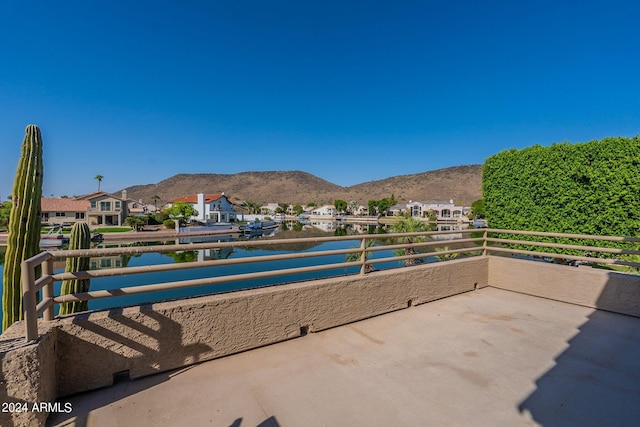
53;260;364;303
34;275;53;292
51;247;363;281
51;230;478;258
486;238;640;255
486;228;640;243
366;238;483;253
36;298;55;316
368;247;482;265
487;247;640;268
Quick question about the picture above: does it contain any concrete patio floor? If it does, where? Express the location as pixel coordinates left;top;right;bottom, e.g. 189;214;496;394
47;287;640;427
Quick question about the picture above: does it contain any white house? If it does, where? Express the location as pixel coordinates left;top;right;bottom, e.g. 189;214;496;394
310;205;337;218
169;193;237;223
389;199;471;222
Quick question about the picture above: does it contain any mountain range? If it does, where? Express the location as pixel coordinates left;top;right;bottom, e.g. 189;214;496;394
122;164;483;207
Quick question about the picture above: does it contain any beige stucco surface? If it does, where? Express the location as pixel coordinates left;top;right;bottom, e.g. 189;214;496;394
47;287;640;427
489;256;640;317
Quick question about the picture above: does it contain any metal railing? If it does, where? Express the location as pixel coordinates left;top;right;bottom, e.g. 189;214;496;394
19;228;640;341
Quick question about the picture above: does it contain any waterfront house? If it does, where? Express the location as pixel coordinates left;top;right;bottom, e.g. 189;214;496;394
121;190;150;215
40;198;90;226
392;199;471;222
310;205;337;218
351;204;369;216
260;203;281;216
169;193;237;223
74;191;129;227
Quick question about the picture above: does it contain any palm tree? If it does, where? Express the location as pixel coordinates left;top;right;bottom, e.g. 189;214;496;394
241;200;261;215
345;240;375;272
94;175;104;192
435;246;459;261
151;195;161;210
390;217;430;266
349;200;358;215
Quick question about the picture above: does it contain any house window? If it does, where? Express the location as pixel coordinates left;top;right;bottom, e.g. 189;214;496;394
76;212;85;219
91;201;97;209
42;213;49;221
115;201;121;209
100;201;111;211
55;212;65;217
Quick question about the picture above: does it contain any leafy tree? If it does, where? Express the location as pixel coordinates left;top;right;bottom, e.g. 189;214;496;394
349;200;358;214
124;215;145;231
368;200;377;215
334;199;347;213
292;204;304;215
484;137;640;236
165;202;198;225
470;199;485;217
377;198;392;214
483;136;640;255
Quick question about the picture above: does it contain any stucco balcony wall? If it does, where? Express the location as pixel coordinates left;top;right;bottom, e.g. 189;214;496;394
489;256;640;317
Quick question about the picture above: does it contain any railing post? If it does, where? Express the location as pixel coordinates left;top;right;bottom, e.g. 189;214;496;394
360;237;367;275
42;258;55;321
21;260;39;341
482;229;488;256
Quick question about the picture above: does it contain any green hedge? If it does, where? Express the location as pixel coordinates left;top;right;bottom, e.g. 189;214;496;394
483;136;640;238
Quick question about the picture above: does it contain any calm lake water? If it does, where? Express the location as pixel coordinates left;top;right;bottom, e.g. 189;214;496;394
0;221;470;315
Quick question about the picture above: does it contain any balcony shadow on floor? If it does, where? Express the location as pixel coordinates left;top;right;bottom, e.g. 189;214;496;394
518;272;640;426
230;416;281;427
47;305;212;427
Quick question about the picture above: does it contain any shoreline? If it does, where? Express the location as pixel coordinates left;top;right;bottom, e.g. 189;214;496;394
0;227;243;245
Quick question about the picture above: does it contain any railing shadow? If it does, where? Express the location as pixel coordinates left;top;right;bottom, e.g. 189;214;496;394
518;272;640;426
46;304;212;426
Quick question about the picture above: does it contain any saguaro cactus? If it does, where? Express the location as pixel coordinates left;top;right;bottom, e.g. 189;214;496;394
59;222;91;314
2;124;44;331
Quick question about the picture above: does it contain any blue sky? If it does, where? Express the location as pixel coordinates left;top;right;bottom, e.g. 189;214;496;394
1;0;638;200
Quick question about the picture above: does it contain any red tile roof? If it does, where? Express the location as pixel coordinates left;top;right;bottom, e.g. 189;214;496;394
41;198;90;212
